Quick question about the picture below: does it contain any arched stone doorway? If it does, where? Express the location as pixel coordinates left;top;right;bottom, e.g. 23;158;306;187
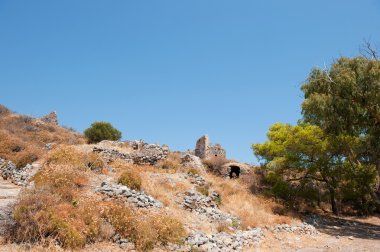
229;165;240;179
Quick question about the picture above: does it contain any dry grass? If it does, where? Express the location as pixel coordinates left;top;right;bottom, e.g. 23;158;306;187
156;152;182;170
118;170;142;190
0;130;42;167
46;145;105;172
203;156;227;174
7;188;103;249
140;173;190;207
205;173;293;228
102;202;186;251
33;164;89;201
0;106;85;166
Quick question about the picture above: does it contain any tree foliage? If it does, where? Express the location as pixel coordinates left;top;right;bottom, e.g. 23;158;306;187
253;55;380;215
84;121;122;143
253;123;377;214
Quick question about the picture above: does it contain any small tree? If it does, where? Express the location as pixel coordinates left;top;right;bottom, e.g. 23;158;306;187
84;121;122;143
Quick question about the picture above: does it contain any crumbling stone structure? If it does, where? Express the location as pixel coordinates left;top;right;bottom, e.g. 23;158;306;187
194;135;226;160
41;111;58;125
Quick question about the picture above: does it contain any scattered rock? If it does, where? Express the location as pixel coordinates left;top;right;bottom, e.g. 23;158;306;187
273;223;319;235
186;229;264;251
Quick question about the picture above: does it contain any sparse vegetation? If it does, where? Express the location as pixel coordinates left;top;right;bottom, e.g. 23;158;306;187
103;202;186;251
84;121;122;144
118;170;142;190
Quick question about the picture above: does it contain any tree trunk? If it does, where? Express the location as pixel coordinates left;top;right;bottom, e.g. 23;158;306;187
329;187;339;215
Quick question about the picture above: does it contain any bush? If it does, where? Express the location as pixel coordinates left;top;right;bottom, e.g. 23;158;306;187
8;189;102;249
103;203;186;251
151;214;186;245
33;164;89;201
118;170;142;190
84;121;122;144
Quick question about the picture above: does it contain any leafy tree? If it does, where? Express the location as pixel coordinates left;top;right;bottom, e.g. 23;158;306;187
301;57;380;172
253;123;377;215
84;121;122;143
301;56;380;208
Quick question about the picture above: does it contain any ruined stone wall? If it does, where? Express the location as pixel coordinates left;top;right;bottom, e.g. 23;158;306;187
194;135;226;160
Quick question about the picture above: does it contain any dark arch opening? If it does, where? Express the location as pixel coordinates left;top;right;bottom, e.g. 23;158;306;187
229;166;240;179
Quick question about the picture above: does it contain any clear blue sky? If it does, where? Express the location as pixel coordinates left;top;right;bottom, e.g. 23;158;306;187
1;1;379;163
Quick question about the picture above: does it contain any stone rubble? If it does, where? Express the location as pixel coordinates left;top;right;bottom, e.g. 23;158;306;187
272;223;320;235
186;229;264;252
131;143;169;165
96;181;163;209
182;190;239;225
93;141;169;165
0;158;38;186
187;172;207;187
93;146;133;163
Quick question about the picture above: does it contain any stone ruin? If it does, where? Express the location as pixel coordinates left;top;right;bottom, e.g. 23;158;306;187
194;135;250;178
40;111;58;125
194;135;226;160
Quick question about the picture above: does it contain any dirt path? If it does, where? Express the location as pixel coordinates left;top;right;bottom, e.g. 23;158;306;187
259;215;380;252
0;178;20;235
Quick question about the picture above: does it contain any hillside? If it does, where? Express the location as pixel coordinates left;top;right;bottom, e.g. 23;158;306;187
0;105;379;252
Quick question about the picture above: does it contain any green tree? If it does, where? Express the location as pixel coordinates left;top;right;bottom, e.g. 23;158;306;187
253;123;377;215
301;56;380;208
301;56;380;172
84;121;122;143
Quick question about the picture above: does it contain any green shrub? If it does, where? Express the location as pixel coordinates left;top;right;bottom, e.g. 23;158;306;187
84;121;122;144
118;170;142;190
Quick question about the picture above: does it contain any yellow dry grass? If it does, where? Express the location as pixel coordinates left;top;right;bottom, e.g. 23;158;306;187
205;173;293;228
0;108;85;166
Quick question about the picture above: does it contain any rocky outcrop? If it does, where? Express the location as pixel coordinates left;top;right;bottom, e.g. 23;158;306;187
186;229;264;251
0;159;39;186
40;111;58;125
96;181;163;209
